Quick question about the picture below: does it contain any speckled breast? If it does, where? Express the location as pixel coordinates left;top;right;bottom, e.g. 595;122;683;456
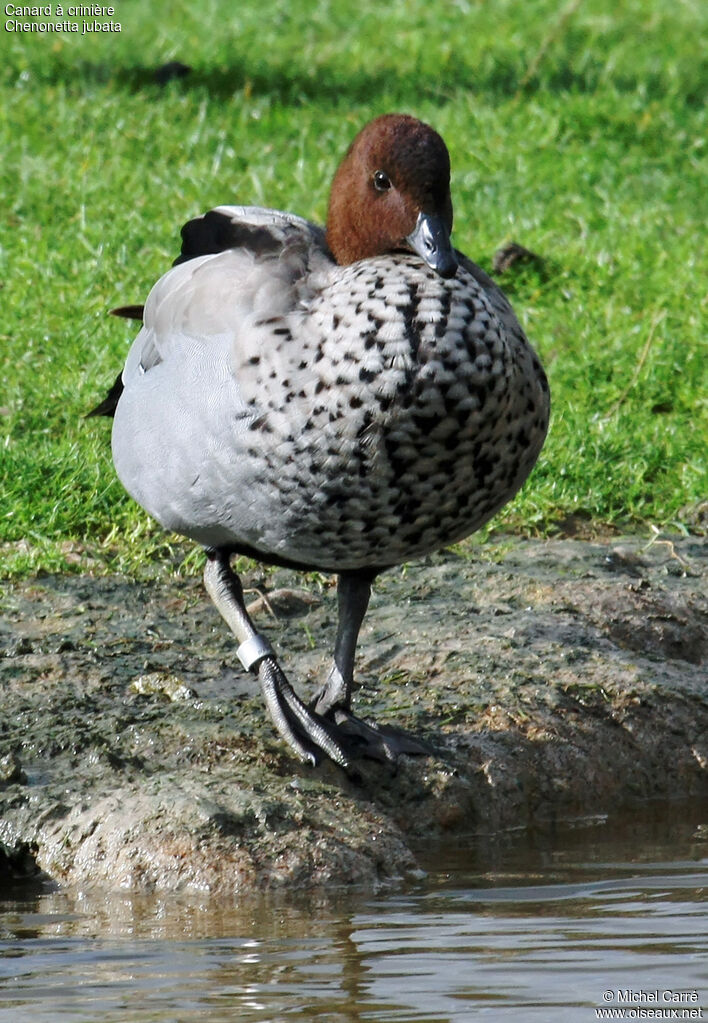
226;254;549;572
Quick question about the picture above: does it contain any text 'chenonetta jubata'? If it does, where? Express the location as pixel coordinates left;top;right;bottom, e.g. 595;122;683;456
92;114;550;769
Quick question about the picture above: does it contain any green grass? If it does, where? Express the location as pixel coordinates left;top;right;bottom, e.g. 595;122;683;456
1;0;706;578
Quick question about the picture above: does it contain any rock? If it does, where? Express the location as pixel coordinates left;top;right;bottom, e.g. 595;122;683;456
0;752;27;787
130;671;199;703
0;536;706;891
492;241;545;275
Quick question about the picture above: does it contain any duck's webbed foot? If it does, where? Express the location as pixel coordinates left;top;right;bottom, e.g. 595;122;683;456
204;551;352;768
313;665;432;762
257;655;352;767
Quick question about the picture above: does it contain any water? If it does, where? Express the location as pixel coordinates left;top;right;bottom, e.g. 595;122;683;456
1;802;706;1022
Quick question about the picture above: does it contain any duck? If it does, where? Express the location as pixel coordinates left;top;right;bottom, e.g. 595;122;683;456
90;113;550;769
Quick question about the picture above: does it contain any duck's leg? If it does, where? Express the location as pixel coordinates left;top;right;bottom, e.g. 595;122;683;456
203;549;350;768
313;572;432;761
312;572;372;716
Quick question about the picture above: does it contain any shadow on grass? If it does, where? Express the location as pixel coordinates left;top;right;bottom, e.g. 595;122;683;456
28;46;708;109
29;54;498;106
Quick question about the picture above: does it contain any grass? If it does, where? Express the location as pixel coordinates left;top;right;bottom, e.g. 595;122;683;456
1;0;706;578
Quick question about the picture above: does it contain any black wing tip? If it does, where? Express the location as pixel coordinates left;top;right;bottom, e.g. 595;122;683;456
175;210;287;266
110;304;145;321
175;209;237;265
85;371;124;419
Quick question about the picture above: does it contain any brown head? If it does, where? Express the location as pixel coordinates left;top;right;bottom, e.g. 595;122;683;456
325;114;457;278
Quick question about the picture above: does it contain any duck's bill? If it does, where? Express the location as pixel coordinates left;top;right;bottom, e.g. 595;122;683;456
406;212;458;279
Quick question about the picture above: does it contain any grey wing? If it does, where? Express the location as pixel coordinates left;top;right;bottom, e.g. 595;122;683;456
120;206;332;386
175;205;329;266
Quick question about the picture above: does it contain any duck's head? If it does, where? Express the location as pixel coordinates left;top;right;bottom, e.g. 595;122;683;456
325;113;457;279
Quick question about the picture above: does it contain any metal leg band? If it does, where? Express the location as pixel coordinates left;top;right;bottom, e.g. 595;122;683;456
237;634;274;672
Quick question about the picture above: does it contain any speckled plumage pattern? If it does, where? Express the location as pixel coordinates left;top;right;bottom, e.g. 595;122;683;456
112;207;549;573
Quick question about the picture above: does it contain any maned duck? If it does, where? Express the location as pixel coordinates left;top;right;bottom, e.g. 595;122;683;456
91;113;550;768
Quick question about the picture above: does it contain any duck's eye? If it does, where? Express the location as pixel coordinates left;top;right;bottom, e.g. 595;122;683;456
373;170;392;192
